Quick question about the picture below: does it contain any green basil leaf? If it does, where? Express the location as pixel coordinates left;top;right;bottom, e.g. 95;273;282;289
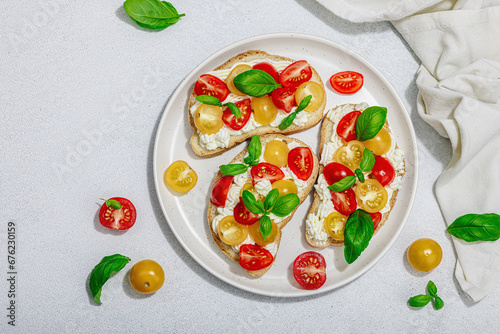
359;148;375;172
434;296;444;310
344;209;374;264
427;280;438;297
296;95;312;113
123;0;185;30
223;102;241;118
101;198;122;209
408;294;433;308
249;159;259;166
255;200;265;213
278;112;297;130
242;190;262;214
354;169;365;183
196;95;222;106
327;175;356;192
247;135;262;163
259;215;272;239
219;164;248;176
264;189;279;212
446;213;500;242
89;254;131;304
233;69;281;97
271;193;300;217
356;106;387;141
243;156;252;165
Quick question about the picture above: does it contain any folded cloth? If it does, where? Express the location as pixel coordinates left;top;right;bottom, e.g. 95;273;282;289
317;0;500;301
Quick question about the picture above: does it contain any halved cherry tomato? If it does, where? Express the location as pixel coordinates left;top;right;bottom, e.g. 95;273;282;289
293;251;326;290
222;99;251;131
355;179;388;213
251;163;285;184
234;198;260;225
164;160;198;193
272;179;298;197
370;212;382;231
279;60;312;88
330;71;364;95
226;64;252;96
264;140;289;168
372;156;395;187
337;110;361;142
362;128;392;156
288;147;314;181
330;188;357;216
193;104;223;135
252;62;280;83
99;197;137;230
218;216;248;246
211;176;234;207
323;162;354;185
323;212;347;241
251;95;278;125
248;220;278;246
239;244;273;271
295;81;325;112
194;74;230;101
271;87;296;113
334;140;365;171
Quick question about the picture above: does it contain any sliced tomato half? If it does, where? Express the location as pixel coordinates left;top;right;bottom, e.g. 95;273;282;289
271;87;296;113
279;60;312;88
211;176;234;207
336;110;361;142
194;74;230;102
222;99;252;131
370;212;382;231
330;71;364;95
98;197;137;230
323;162;354;185
252;62;280;83
239;244;273;271
371;156;395;187
293;251;327;290
288;147;314;181
251;163;285;184
330;188;357;216
234;198;260;225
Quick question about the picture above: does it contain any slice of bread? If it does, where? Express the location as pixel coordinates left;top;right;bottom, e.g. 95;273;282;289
189;50;326;158
305;104;406;248
208;134;319;277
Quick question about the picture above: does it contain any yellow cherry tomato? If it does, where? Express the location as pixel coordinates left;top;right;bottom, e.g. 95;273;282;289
271;179;298;197
354;179;388;213
129;259;165;294
334;140;365;171
164;160;198;193
323;212;347;241
193;104;223;135
248;220;278;246
218;216;248;246
252;95;278;125
295;81;325;112
407;238;443;272
225;64;252;96
362;128;392;156
264;140;289;167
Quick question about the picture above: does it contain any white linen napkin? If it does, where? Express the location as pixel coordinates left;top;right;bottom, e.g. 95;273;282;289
316;0;500;301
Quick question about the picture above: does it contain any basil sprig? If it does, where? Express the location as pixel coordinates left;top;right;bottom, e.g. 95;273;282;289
446;213;500;242
242;189;299;238
328;148;375;192
100;198;122;209
196;94;241;118
233;69;281;97
356;106;387;141
89;254;131;304
328;175;356;192
408;281;444;310
279;95;312;130
219;136;261;176
344;209;374;264
123;0;185;30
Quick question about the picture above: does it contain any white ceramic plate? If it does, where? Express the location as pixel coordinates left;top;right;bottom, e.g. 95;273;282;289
153;33;418;297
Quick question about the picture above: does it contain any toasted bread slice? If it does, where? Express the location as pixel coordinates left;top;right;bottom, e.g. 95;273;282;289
305;103;406;248
189;50;326;158
208;134;319;277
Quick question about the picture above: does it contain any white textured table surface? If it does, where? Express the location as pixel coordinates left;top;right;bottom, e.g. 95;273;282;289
1;0;497;333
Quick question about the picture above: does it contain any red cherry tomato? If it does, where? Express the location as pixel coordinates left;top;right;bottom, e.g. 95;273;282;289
372;156;395;187
252;62;280;83
211;176;234;207
234;198;260;225
330;188;357;216
194;74;230;102
336;110;361;142
293;251;327;290
323;162;354;185
279;60;312;88
251;163;285;184
271;87;296;113
369;212;382;231
288;147;314;181
222;99;252;131
330;71;364;94
98;197;137;230
239;244;273;271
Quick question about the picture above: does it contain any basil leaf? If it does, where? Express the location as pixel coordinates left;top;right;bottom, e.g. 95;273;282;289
101;198;122;209
259;215;272;239
427;280;438;297
296;95;312;113
255;200;265;213
89;254;131;304
123;0;185;30
327;175;356;192
446;213;500;242
264;189;279;212
434;296;444;310
247;135;262;163
196;95;222;106
243;156;252;165
344;209;374;264
233;69;281;97
271;193;300;217
356;106;387;141
249;159;259;166
359;148;375;172
354;169;365;183
223;102;241;118
279;112;297;130
219;164;248;176
408;294;433;307
242;190;262;214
